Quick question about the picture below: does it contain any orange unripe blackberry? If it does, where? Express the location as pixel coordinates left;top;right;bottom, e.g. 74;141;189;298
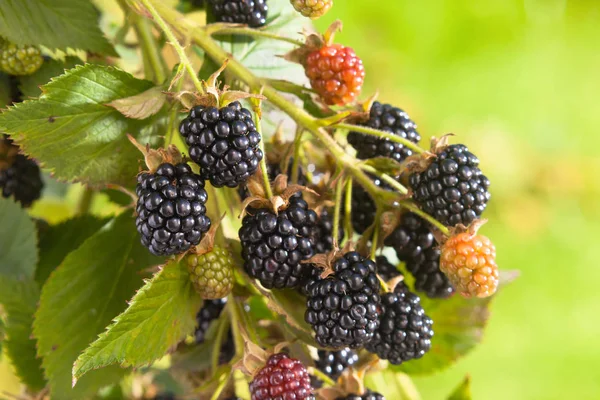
291;0;333;19
304;44;365;106
440;233;499;298
187;246;234;299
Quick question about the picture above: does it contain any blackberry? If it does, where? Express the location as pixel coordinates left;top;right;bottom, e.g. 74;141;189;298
187;246;235;299
409;144;490;227
350;175;390;234
384;212;454;299
312;208;343;254
0;136;43;207
365;283;433;365
0;39;43;76
250;353;315;400
315;348;358;381
135;163;211;256
207;0;268;28
290;0;332;18
179;102;263;188
304;251;381;349
337;391;385;400
375;255;401;282
195;298;227;344
239;196;317;289
347;102;421;163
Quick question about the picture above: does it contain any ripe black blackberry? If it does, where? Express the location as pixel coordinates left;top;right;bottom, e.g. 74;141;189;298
239;196;317;289
207;0;268;28
409;144;490;227
250;353;314;400
136;163;210;256
315;348;358;381
312;208;343;254
304;251;381;349
365;283;433;365
350;175;391;234
375;255;401;282
384;212;454;298
179;102;263;188
0;136;43;207
348;102;421;163
337;391;385;400
194;298;227;344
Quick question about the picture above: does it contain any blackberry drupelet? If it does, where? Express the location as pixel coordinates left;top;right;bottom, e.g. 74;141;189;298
136;163;210;256
304;251;381;349
250;353;315;400
239;196;317;289
315;348;358;381
348;102;421;163
375;255;401;282
312;208;343;254
187;246;235;299
409;144;490;227
336;391;385;400
179;102;263;188
207;0;268;28
194;298;227;344
384;212;454;298
0;136;43;207
365;283;433;365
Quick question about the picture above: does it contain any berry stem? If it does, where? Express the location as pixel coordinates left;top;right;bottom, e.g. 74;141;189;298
332;176;344;249
132;16;168;84
211;315;230;372
343;178;353;244
291;128;304;184
309;367;336;387
335;122;426;155
76;187;94;215
266;79;316;96
370;210;382;260
254;112;274;199
209;373;229;400
360;164;408;195
205;24;305;47
138;0;204;93
399;200;450;236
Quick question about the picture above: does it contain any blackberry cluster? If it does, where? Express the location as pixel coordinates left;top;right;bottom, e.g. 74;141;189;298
239;196;317;289
315;348;358;381
337;391;385;400
0;136;43;207
304;252;381;349
250;353;315;400
350;175;390;234
365;281;433;365
207;0;268;28
135;163;211;256
194;298;227;344
375;256;401;282
384;212;454;298
348;102;421;163
409;144;490;227
179;102;263;188
312;208;343;254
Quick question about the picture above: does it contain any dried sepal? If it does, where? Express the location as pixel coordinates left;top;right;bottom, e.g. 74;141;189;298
283;20;343;66
127;134;183;173
430;133;455;154
303;241;356;279
447;218;488;239
386;274;405;293
380;210;401;242
232;326;269;377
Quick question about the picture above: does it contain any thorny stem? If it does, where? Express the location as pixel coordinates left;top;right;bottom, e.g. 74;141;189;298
138;0;204;93
335;122;425;155
332;177;344;249
205;24;305;47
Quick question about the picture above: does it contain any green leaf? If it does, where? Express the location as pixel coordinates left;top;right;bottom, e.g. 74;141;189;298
73;259;202;382
33;212;164;399
107;86;168;120
35;215;111;285
0;198;38;279
448;375;472;400
364;369;421;400
0;277;46;390
0;64;163;187
18;57;83;99
0;0;116;55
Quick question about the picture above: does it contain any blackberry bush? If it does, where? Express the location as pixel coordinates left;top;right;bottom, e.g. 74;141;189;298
304;251;381;349
136;162;211;256
179;102;263;188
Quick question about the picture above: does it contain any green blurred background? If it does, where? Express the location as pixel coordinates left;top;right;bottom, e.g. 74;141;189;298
314;0;600;399
2;1;599;399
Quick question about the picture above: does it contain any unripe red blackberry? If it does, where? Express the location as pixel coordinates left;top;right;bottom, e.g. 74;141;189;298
315;348;358;381
384;213;454;299
0;40;43;76
0;136;43;207
365;279;433;365
290;0;332;19
250;353;315;400
207;0;268;27
304;44;365;106
135;163;211;256
187;246;234;299
409;144;490;227
348;102;421;163
304;251;381;349
179;102;263;188
440;232;499;298
337;391;385;400
239;196;318;289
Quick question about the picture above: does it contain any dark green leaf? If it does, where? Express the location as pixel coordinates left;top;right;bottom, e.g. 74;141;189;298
0;64;163;186
364;369;420;400
0;198;37;279
73;259;202;382
18;57;82;99
33;212;164;399
0;0;116;55
0;277;46;390
36;215;111;285
448;375;472;400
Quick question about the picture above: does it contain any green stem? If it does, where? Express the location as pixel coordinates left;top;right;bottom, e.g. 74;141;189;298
132;16;168;84
310;367;337;387
209;373;229;400
360;164;408;195
335;122;425;155
343;179;353;245
138;0;204;93
76;188;94;215
266;79;315;96
205;24;305;47
332;177;343;249
399;200;450;236
370;210;382;260
254;112;273;199
211;313;230;372
291;128;304;184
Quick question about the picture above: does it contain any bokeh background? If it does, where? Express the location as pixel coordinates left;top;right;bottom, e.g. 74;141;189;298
314;1;600;399
2;1;599;399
